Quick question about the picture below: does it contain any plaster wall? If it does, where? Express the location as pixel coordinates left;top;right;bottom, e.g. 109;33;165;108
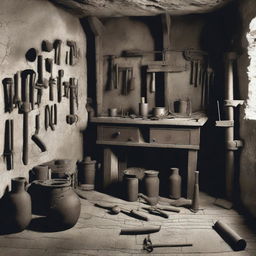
236;0;256;217
0;0;87;195
101;16;206;116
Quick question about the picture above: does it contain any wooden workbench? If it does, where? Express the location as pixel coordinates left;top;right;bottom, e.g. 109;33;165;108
91;113;208;199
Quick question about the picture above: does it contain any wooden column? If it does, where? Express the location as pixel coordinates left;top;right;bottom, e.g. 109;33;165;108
161;13;171;108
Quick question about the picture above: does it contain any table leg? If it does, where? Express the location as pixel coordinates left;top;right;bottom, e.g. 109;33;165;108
187;149;198;199
103;147;118;189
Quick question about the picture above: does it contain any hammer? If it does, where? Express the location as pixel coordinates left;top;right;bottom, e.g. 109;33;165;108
143;235;193;253
53;39;62;65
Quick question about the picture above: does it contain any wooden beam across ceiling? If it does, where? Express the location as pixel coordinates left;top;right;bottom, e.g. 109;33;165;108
50;0;233;17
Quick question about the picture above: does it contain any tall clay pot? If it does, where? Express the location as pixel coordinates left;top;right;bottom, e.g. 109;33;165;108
168;168;181;199
144;170;159;200
123;174;138;202
78;156;96;190
0;177;32;232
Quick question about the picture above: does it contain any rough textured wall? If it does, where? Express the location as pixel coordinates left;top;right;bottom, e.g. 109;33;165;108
0;0;87;195
236;0;256;217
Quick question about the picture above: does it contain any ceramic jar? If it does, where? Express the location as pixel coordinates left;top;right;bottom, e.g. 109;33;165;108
31;165;50;181
0;177;32;232
30;179;81;229
78;156;96;190
144;170;159;199
168;168;181;199
123;174;138;202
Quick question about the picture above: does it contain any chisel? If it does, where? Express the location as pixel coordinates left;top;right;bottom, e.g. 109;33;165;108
150;72;156;93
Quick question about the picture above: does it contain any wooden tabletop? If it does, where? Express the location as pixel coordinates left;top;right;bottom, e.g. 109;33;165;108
90;112;208;127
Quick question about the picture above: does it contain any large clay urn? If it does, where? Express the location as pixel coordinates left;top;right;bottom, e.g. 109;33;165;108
30;179;81;229
0;177;32;233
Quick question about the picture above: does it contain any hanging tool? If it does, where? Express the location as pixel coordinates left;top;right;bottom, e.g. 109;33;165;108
143;235;193;253
30;72;36;110
50;105;55;131
3;119;13;170
20;73;31;165
57;70;64;103
63;81;70;98
3;77;14;113
53;104;57;125
31;114;46;152
66;78;78;125
34;55;47;106
13;71;21;109
53;39;62;65
190;60;195;85
45;58;56;101
45;105;50;131
94;203;149;221
67;40;78;66
42;40;53;52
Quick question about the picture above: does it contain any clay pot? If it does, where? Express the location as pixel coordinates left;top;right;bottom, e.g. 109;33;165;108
78;156;96;190
0;177;32;232
144;170;159;200
168;168;181;199
123;174;138;202
29;179;80;229
31;165;50;181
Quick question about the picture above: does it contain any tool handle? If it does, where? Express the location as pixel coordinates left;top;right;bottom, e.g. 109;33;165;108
31;134;46;152
54;104;57;125
94;203;116;210
154;208;169;218
45;105;50;131
130;210;149;221
50;105;55;131
120;226;161;235
35;114;40;135
153;243;193;248
157;205;180;213
38;55;43;84
69;78;76;115
22;112;28;165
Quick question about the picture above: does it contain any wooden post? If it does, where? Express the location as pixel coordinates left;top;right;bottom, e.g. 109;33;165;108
88;17;105;116
161;14;171;108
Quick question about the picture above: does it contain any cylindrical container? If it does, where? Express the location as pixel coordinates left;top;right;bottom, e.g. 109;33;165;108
123;174;138;201
144;170;159;199
191;171;200;212
0;177;31;232
213;220;246;251
78;156;96;190
30;179;81;230
108;108;117;117
139;103;148;117
153;107;166;118
174;100;188;114
168;168;181;199
32;165;50;181
45;159;76;188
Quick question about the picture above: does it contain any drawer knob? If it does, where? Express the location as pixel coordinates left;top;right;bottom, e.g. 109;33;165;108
152;138;156;142
113;131;121;137
128;137;133;142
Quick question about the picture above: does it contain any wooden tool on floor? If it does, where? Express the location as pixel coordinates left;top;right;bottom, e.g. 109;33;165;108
143;235;193;252
94;203;149;221
142;206;169;218
120;226;161;235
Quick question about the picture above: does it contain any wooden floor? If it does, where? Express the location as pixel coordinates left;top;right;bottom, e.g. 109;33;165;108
0;190;256;256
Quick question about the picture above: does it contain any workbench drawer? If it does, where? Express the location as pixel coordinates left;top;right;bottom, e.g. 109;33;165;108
98;126;141;143
149;128;199;145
